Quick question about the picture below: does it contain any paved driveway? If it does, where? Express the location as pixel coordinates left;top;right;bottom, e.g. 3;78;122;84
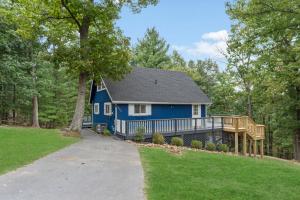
0;130;144;200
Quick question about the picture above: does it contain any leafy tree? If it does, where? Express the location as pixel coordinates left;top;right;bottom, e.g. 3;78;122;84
13;0;158;131
132;27;170;68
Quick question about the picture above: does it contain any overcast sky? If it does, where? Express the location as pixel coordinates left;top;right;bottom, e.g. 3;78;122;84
117;0;231;67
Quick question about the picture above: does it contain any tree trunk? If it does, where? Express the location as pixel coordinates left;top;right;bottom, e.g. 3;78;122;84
32;95;40;128
246;87;253;118
69;72;87;131
69;14;90;131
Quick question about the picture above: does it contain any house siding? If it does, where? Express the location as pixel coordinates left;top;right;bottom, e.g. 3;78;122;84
116;104;206;121
92;89;115;132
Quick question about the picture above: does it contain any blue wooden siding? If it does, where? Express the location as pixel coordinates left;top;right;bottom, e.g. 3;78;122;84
116;104;206;121
92;89;115;132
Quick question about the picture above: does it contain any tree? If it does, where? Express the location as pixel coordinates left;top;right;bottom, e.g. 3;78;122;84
14;0;158;131
132;27;170;68
226;0;300;158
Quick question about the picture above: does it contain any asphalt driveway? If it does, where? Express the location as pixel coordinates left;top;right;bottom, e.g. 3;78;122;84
0;129;144;200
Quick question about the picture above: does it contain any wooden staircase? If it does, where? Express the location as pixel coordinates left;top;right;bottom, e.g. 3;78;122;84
217;116;265;157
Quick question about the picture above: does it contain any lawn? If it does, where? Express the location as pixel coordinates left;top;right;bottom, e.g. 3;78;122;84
0;126;79;174
139;147;300;200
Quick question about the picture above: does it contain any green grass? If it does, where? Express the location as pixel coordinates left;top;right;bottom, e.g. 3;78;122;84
139;147;300;200
0;126;79;174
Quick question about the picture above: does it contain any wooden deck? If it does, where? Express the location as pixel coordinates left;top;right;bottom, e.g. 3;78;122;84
116;115;265;157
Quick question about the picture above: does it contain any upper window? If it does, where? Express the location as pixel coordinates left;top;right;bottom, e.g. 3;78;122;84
192;104;200;118
94;103;99;115
134;104;146;114
97;81;105;91
104;102;112;116
129;104;151;116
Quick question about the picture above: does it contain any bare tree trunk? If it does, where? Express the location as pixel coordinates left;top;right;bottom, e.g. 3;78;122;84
32;95;40;128
69;72;87;131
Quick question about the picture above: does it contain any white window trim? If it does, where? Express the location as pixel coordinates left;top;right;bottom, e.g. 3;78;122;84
128;104;151;116
192;104;201;118
94;103;100;115
104;102;112;116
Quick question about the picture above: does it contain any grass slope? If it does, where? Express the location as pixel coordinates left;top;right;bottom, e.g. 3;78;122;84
0;127;78;174
140;147;300;200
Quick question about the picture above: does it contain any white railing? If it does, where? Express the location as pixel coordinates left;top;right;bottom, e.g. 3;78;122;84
116;117;224;137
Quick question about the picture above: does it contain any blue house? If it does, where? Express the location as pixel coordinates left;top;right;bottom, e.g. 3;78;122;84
89;67;218;139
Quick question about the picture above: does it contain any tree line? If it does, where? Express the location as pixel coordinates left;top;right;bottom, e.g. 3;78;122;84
0;0;299;159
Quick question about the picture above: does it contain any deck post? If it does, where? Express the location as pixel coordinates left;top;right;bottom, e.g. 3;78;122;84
125;121;129;140
260;139;264;158
174;119;177;135
235;118;239;155
221;117;224;144
194;119;197;131
253;139;257;158
249;139;252;157
152;120;155;135
212;117;216;143
235;132;239;155
243;132;247;155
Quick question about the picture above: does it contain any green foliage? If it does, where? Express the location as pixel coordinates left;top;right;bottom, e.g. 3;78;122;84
134;127;145;142
132;27;170;68
103;128;111;136
171;137;183;147
191;140;202;149
152;132;165;144
206;142;216;151
219;144;229;152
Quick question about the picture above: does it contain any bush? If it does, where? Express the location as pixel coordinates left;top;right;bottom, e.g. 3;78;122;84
171;137;183;146
134;127;145;142
219;144;229;152
191;140;202;149
103;128;111;136
206;142;216;151
152;133;165;144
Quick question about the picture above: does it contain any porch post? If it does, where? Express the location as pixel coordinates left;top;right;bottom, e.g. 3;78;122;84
235;132;239;155
260;139;264;158
235;118;239;155
249;139;252;157
243;132;247;155
212;117;216;143
253;140;257;157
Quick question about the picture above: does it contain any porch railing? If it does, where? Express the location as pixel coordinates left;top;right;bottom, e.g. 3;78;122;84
116;117;223;138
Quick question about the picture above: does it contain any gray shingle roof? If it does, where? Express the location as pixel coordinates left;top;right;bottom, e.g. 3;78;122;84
103;67;211;104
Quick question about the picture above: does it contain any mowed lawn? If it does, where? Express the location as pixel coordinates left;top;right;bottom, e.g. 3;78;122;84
139;147;300;200
0;127;79;175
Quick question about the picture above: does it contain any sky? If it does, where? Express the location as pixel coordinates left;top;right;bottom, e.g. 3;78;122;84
116;0;232;67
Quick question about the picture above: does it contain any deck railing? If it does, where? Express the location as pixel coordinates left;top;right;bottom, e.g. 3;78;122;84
116;115;265;140
116;117;223;138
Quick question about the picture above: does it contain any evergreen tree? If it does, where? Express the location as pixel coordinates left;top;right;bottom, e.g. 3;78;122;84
132;27;170;68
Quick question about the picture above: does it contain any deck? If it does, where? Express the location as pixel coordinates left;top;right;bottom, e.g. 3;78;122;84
116;115;265;157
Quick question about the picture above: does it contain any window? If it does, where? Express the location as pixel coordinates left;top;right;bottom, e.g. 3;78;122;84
97;81;105;91
94;103;99;115
192;104;200;118
134;104;146;114
129;104;151;116
104;102;112;115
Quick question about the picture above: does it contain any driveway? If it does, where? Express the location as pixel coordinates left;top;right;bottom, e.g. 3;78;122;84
0;130;145;200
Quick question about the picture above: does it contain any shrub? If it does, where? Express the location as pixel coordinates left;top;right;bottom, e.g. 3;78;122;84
206;142;216;151
219;144;229;152
171;137;183;146
191;140;202;149
103;128;111;136
152;133;165;144
134;127;145;142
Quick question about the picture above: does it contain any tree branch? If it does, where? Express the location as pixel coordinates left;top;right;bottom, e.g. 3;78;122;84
61;0;81;28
